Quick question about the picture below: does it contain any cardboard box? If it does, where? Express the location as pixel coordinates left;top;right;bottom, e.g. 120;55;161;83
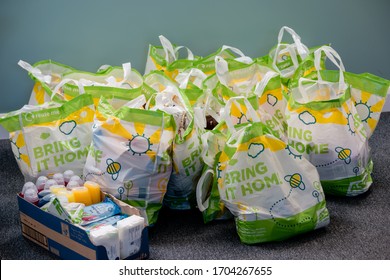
17;194;149;260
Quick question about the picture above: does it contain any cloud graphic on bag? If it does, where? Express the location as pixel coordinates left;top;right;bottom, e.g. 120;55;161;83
298;111;316;125
247;143;264;158
267;94;278;106
59;120;77;135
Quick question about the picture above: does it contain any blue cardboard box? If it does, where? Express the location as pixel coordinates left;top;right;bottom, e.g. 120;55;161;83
17;194;149;260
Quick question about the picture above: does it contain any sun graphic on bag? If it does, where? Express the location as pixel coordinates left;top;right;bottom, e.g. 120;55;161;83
128;133;153;156
354;101;372;123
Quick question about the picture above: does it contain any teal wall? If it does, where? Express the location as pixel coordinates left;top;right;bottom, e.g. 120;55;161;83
0;0;389;114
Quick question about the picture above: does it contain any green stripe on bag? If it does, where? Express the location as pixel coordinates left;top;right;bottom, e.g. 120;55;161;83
21;94;94;126
235;201;328;244
321;160;373;196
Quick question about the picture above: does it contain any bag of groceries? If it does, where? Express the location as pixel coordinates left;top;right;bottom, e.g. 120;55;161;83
18;60;75;105
144;35;197;79
286;46;372;196
83;96;174;225
217;97;330;243
0;94;95;181
146;77;203;210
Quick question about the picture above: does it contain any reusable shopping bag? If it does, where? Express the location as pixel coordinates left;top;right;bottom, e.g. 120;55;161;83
83;97;174;225
0;94;95;181
146;78;203;210
175;68;207;107
18;60;75;105
267;26;323;86
197;97;286;224
286;47;372;196
194;45;253;76
217;98;330;243
292;47;390;139
196;121;233;223
56;63;152;108
208;56;288;134
144;35;197;79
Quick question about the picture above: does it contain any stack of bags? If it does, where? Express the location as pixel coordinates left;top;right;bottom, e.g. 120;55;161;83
1;26;389;244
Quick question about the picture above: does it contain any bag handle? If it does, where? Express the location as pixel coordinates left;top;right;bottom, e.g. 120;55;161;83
105;62;132;88
220;45;253;63
253;71;280;96
174;45;194;61
51;78;86;100
314;46;347;91
159;35;177;64
277;26;308;59
196;168;214;212
176;68;207;89
159;35;194;63
18;60;52;84
222;96;260;133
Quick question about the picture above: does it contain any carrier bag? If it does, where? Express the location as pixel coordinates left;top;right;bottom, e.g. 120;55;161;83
144;35;197;79
286;46;372;196
18;60;75;105
291;46;390;139
148;85;203;209
83;97;174;225
217;98;330;243
0;94;95;181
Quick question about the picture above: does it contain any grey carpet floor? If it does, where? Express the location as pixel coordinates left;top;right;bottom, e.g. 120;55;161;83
1;113;389;260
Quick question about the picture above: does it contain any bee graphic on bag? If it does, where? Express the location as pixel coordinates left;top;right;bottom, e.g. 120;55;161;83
284;173;305;191
335;147;352;164
106;158;121;180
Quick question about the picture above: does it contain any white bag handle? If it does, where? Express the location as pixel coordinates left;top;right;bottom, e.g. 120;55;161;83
277;26;309;59
221;45;246;57
215;56;230;86
96;64;112;73
159;35;177;63
220;45;253;64
174;45;194;60
18;60;52;84
105;62;132;88
51;78;86;99
314;46;347;91
196;168;214;212
222;96;260;133
254;71;280;96
176;68;207;89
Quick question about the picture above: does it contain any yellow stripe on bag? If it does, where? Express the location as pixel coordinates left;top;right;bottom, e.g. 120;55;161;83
371;98;385;113
101;118;133;140
258;88;283;106
289;105;348;125
16;132;25;147
33;82;46;105
237;135;285;153
360;90;371;104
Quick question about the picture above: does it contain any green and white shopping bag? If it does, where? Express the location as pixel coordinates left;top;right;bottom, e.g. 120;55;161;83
286;47;372;196
268;26;309;83
196;122;233;223
144;35;197;79
291;46;390;139
57;63;152;108
148;84;203;210
0;94;95;181
175;68;207;107
217;101;329;244
83;97;174;225
18;60;76;105
194;45;253;76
